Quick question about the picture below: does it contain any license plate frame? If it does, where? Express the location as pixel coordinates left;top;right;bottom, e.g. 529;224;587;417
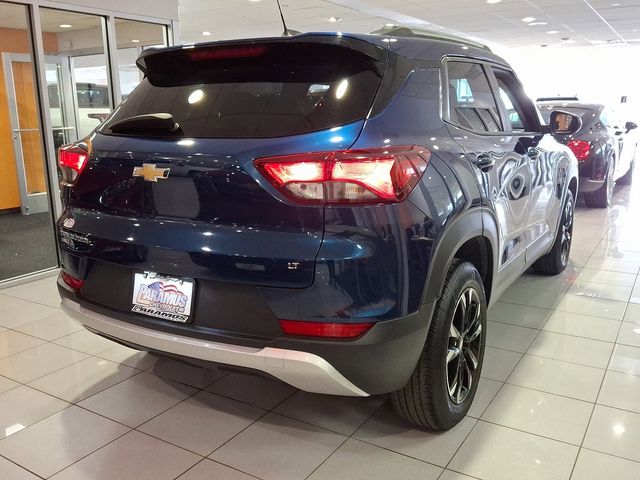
131;271;195;323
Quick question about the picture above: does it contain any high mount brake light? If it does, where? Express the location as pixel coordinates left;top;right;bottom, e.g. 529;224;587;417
566;139;590;162
279;319;374;338
255;146;430;204
185;45;268;61
58;140;91;185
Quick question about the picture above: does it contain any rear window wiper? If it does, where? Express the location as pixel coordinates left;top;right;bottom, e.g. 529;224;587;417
108;113;182;135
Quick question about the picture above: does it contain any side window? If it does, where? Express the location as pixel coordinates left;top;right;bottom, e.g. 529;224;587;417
446;61;502;133
491;68;539;132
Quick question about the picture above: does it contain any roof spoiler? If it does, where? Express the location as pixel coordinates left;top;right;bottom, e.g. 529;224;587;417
371;25;491;52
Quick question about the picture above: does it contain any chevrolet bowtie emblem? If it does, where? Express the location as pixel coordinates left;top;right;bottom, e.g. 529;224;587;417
132;164;170;182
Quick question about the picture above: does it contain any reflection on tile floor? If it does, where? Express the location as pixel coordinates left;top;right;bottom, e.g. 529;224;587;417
2;184;640;480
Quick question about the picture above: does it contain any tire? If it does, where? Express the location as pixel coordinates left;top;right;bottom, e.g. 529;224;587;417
533;193;574;275
584;156;614;208
618;158;635;185
390;261;486;430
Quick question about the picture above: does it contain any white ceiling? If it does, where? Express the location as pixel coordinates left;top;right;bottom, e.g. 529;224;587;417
177;0;640;48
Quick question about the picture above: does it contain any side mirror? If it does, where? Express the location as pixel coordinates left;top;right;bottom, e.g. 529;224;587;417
625;121;638;132
549;110;582;135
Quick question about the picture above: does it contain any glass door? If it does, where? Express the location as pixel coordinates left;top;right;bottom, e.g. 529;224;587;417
2;53;48;215
46;56;77;150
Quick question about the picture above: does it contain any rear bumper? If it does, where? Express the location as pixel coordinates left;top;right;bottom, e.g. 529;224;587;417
62;296;369;396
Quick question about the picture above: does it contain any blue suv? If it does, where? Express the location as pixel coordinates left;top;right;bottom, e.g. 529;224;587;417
57;28;579;429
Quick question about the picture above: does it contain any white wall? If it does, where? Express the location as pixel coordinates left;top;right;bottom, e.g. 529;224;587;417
496;45;640;123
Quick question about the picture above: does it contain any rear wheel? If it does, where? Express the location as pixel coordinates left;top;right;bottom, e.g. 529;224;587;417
585;156;615;208
390;261;486;430
533;193;574;275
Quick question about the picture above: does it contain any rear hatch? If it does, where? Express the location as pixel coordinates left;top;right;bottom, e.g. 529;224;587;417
62;36;387;289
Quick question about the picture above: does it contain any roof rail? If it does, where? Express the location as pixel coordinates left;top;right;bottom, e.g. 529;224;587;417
371;25;491;52
536;96;579;102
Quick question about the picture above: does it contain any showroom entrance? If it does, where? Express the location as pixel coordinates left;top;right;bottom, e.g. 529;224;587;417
0;1;175;283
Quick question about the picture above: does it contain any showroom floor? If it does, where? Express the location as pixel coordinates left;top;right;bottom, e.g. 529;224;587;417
1;188;640;480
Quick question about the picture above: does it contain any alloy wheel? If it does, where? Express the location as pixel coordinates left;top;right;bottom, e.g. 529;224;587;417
446;287;482;404
560;196;574;267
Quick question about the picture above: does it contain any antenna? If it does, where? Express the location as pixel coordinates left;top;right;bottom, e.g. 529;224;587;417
276;0;300;37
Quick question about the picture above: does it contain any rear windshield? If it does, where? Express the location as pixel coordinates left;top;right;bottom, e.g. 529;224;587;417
102;42;383;139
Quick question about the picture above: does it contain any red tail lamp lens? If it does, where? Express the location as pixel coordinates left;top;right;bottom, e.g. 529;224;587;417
279;320;374;338
255;146;430;204
186;45;268;61
567;140;590;162
58;141;90;184
61;271;84;290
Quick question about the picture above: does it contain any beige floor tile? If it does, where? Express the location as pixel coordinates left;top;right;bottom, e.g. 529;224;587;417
0;385;69;439
353;406;476;467
488;302;552;329
0;405;128;478
608;344;640;376
307;438;442;480
0;374;19;394
513;274;574;292
590;247;640;263
583;257;640;274
439;470;478;480
206;372;296;409
481;346;522;382
50;430;200;480
481;384;593;444
0;330;44;359
28;356;138;402
53;329;117;355
0;302;60;329
631;283;640;304
139;390;264;456
617;322;640;348
583;405;640;462
507;354;604;402
97;343;160;370
2;278;62;307
0;342;87;383
597;371;640;413
542;310;621;342
79;372;197;427
575;268;638;287
273;391;385;435
176;459;256;480
149;357;226;389
623;302;640;324
486;322;539;353
210;412;346;480
571;449;640;480
555;295;627;320
14;312;83;341
527;331;613;368
568;280;633;302
449;421;578;480
498;285;565;309
0;457;40;480
0;294;31;312
466;378;503;419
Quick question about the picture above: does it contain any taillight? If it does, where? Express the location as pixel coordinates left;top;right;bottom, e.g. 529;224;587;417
58;139;91;185
255;146;430;204
186;45;268;61
61;271;84;290
279;319;374;338
567;140;590;162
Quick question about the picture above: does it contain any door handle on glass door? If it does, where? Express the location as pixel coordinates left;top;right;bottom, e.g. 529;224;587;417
473;153;495;172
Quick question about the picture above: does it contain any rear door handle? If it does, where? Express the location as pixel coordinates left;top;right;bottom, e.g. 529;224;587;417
473;153;495;172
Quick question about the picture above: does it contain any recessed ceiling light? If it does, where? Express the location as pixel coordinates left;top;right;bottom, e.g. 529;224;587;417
612;3;621;6
529;21;548;26
329;16;341;22
59;24;72;28
201;31;211;36
131;39;140;43
521;16;536;23
564;39;577;44
486;0;502;3
546;30;559;34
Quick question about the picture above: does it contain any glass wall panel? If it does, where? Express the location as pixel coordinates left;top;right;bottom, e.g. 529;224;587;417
39;8;112;145
0;1;57;280
114;19;167;98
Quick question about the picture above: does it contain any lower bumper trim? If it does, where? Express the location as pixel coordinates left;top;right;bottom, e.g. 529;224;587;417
61;298;368;397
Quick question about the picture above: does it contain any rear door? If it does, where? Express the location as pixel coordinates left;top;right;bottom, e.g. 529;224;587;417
444;59;533;289
62;38;387;289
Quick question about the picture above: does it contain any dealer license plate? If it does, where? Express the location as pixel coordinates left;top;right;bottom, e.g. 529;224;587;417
131;272;195;323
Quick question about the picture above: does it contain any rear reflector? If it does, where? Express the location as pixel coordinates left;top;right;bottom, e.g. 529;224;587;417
566;139;590;162
255;146;430;204
61;271;84;290
279;319;374;338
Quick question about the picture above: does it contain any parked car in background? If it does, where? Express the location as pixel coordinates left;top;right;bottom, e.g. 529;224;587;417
537;100;637;207
56;28;579;430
